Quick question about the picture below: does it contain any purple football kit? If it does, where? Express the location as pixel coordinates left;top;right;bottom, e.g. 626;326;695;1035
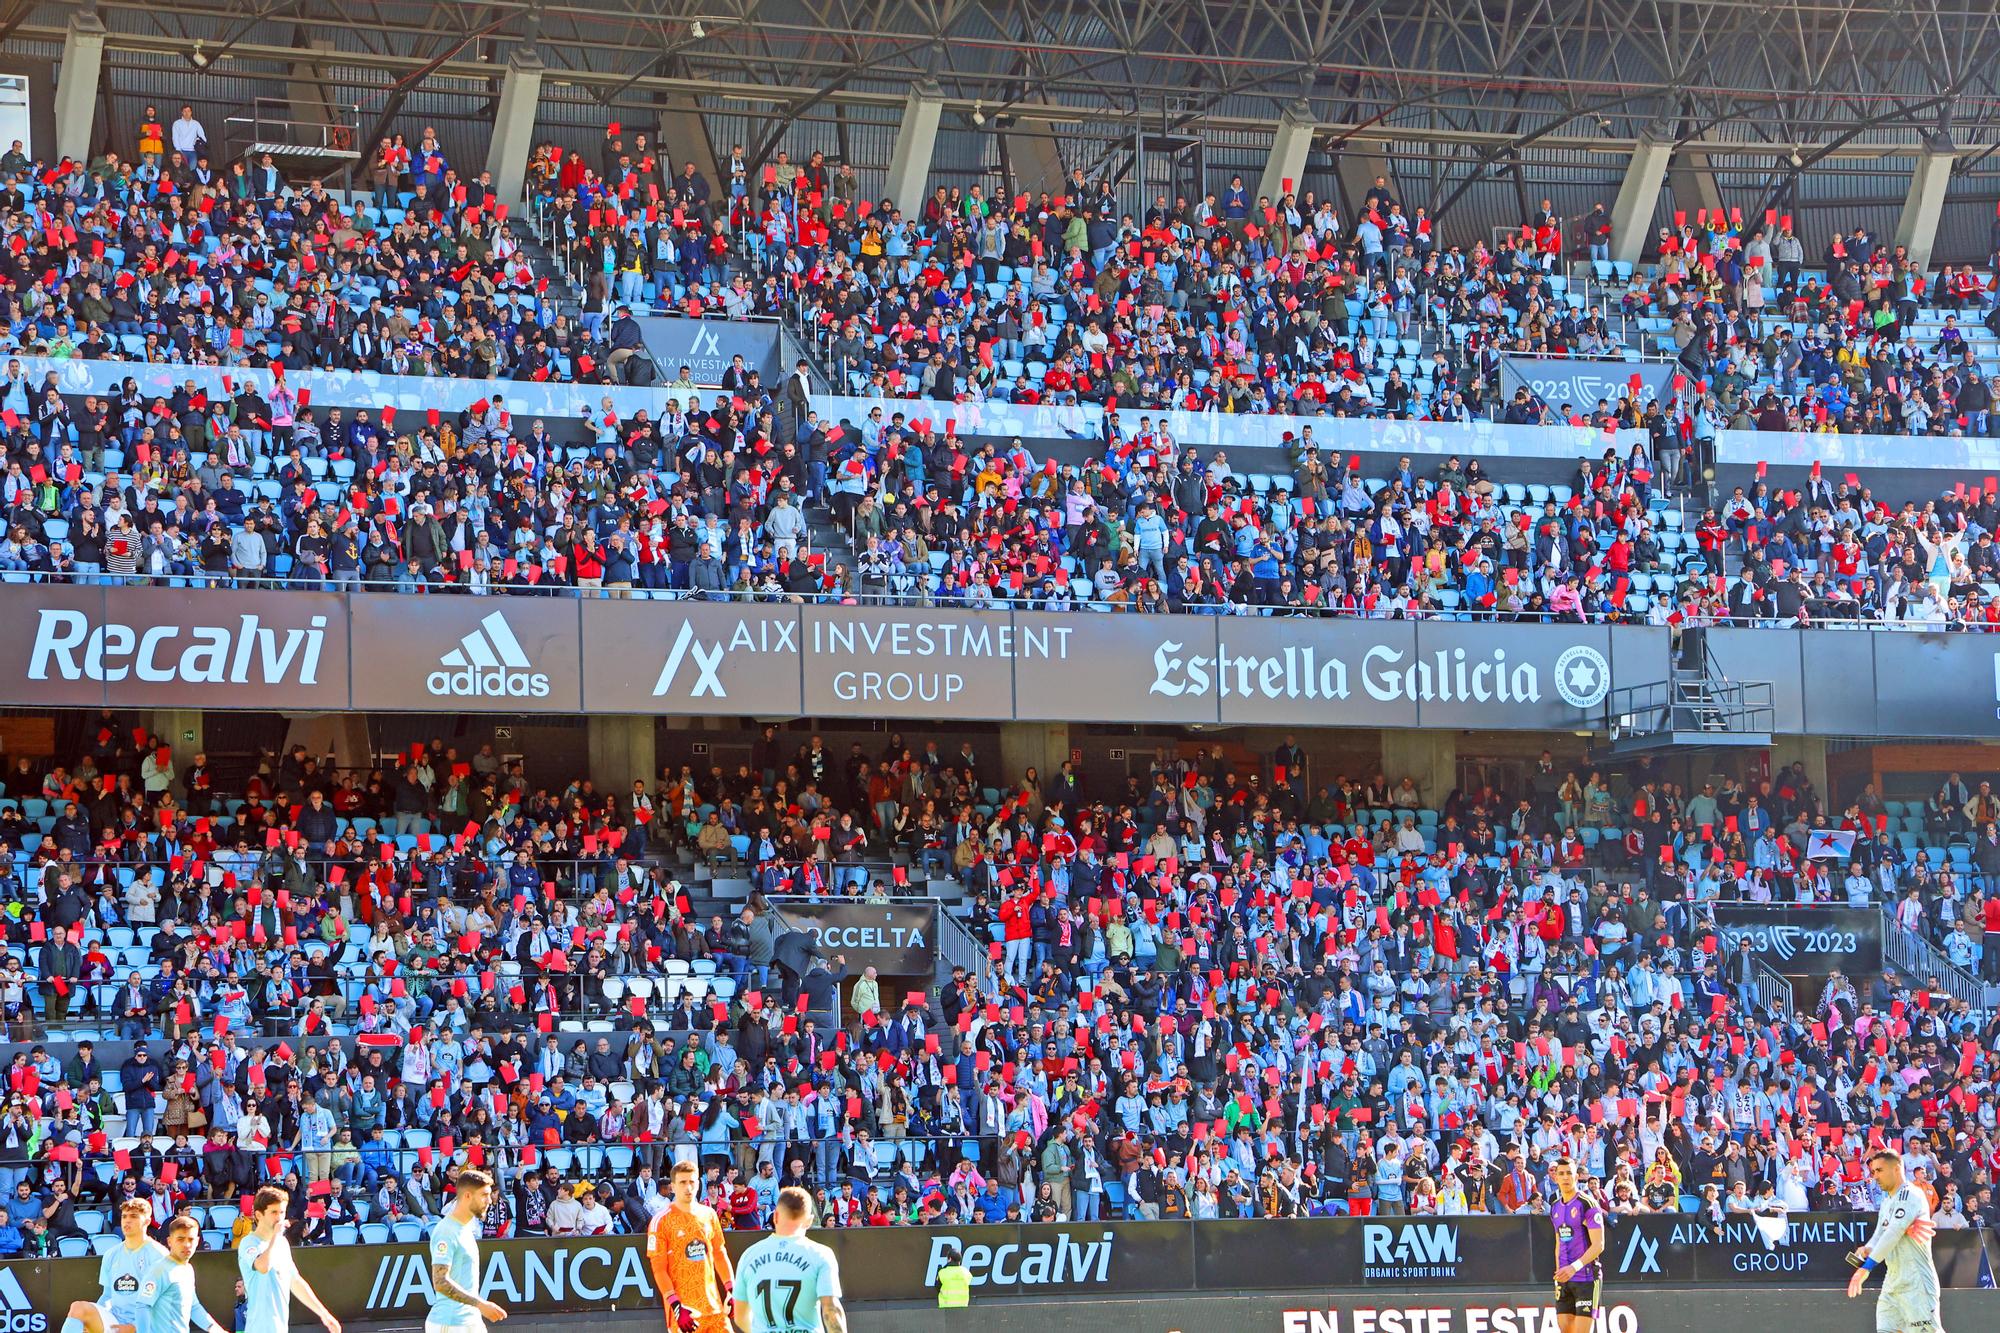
1551;1191;1604;1316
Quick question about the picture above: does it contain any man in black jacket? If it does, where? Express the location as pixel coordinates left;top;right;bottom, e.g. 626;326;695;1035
49;803;91;860
118;1046;164;1137
606;305;645;382
799;954;848;1020
295;789;338;848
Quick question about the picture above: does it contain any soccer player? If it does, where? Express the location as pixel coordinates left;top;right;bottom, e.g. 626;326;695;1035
648;1159;735;1333
1548;1156;1606;1333
427;1169;509;1333
122;1217;229;1333
240;1187;342;1333
1846;1149;1944;1333
61;1200;165;1333
732;1187;844;1333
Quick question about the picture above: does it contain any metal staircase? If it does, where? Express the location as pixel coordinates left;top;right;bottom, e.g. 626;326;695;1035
1601;628;1774;750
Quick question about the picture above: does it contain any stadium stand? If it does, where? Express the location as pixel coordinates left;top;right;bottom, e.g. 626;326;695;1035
0;113;1995;1255
0;717;1987;1249
2;129;2000;624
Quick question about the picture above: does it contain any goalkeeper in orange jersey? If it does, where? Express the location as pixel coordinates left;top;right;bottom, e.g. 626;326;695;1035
648;1160;735;1333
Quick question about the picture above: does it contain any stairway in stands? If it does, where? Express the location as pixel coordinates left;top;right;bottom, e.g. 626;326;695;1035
669;844;968;915
512;213;592;322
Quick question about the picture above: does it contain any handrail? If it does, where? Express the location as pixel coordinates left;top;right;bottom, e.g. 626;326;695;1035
220;98;363;162
931;905;994;990
1601;677;1776;736
1749;955;1794;1020
1695;679;1778;732
1877;906;1997;1009
4;354;673;421
793;397;1648;458
0;573;1988;634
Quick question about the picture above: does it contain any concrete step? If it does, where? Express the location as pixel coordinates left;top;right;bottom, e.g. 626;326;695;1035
708;876;754;900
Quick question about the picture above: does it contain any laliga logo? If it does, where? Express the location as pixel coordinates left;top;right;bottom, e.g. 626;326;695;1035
427;612;551;699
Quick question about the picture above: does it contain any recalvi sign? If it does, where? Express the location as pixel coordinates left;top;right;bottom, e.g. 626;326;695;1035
2;588;351;709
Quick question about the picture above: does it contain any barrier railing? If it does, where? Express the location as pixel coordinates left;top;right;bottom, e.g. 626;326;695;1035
1;570;1971;634
1716;426;2000;471
1879;905;1999;1007
221;98;364;169
802;392;1647;457
6;353;666;420
933;907;994;987
1749;955;1795;1019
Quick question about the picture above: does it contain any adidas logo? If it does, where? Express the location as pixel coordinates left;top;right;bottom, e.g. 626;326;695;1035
0;1268;48;1331
427;612;551;699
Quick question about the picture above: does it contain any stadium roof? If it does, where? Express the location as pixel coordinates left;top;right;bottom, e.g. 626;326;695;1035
14;0;2000;157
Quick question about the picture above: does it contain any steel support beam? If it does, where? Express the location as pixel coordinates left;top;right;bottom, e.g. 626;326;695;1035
1257;104;1315;206
1610;135;1675;265
53;11;105;166
15;11;2000;166
1894;141;1955;274
487;48;545;213
884;82;944;217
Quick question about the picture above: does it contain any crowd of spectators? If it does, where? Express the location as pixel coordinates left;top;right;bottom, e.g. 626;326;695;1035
1616;214;2000;441
743;419;2000;625
5;347;1996;625
729;160;2000;447
3;116;2000;622
0;109;625;384
0;107;1998;1255
0;715;1990;1256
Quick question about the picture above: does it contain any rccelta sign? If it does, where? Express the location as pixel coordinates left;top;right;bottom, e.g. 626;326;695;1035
774;901;938;976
